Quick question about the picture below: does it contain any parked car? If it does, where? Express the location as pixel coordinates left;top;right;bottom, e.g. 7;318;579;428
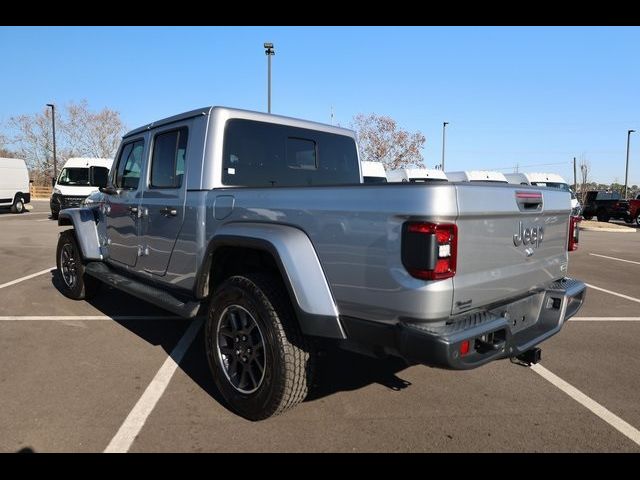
55;106;585;420
580;190;628;222
50;157;112;219
0;157;31;214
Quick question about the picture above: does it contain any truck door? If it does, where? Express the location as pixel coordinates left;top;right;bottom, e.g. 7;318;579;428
137;125;189;276
104;137;147;267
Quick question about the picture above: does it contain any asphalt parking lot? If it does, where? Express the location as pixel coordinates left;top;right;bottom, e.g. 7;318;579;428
1;200;639;452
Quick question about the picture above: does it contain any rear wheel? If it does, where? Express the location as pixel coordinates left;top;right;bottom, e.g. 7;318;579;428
636;213;640;226
597;210;610;222
583;214;593;220
56;229;100;300
205;272;315;421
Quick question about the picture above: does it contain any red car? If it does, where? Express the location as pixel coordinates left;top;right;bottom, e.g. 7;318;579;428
625;199;640;226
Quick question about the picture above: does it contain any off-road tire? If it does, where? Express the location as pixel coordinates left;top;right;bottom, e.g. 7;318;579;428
205;273;315;421
56;229;100;300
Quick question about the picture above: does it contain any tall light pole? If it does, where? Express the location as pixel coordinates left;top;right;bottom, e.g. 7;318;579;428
441;121;449;170
46;103;57;181
264;42;275;113
624;129;635;199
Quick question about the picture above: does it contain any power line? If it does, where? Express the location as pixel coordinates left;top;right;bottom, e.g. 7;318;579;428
491;161;572;172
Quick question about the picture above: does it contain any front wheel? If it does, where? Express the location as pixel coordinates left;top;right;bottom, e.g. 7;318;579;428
636;213;640;227
56;229;100;300
205;273;315;421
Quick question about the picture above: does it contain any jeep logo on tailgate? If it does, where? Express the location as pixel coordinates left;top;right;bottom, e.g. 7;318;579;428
513;221;543;248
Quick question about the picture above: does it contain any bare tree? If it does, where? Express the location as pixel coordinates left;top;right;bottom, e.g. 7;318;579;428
60;100;126;159
351;113;426;170
579;155;590;204
8;108;57;183
6;100;126;185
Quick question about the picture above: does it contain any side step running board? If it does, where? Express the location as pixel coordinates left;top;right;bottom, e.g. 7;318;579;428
84;262;201;318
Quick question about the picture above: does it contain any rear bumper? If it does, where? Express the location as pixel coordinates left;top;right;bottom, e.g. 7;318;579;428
341;277;586;370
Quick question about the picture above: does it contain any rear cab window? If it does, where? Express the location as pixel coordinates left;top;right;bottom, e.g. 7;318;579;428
222;119;359;187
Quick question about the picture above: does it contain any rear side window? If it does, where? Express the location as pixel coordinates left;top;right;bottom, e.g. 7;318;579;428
222;119;359;187
150;127;188;188
115;140;145;190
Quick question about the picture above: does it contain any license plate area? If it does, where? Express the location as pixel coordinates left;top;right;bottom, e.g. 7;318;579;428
490;292;545;334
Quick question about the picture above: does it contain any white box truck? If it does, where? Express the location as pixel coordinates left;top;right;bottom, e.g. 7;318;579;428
0;157;31;214
446;170;509;183
361;161;388;183
387;168;448;182
50;157;112;219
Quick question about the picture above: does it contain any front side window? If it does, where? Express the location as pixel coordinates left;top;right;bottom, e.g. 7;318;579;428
150;127;188;188
115;140;145;190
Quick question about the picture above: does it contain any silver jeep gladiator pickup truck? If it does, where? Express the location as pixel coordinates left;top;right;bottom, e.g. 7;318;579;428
55;106;586;420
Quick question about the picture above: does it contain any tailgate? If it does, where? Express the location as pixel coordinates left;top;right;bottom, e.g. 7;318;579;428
452;184;571;315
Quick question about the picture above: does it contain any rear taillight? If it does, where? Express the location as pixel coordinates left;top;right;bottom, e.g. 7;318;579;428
568;215;581;251
402;222;457;280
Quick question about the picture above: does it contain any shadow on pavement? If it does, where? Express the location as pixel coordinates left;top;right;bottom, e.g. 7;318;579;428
50;269;414;416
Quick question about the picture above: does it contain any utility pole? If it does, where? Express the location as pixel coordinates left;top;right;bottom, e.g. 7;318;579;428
441;122;449;170
46;103;57;180
264;43;275;113
624;129;635;199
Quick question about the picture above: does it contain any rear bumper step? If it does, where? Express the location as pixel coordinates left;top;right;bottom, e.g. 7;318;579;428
341;277;586;370
84;262;201;318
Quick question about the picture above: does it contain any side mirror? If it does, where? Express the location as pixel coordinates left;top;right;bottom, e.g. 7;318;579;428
90;166;109;188
51;176;56;187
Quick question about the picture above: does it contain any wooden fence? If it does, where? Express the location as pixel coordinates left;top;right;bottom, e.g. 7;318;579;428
30;185;52;199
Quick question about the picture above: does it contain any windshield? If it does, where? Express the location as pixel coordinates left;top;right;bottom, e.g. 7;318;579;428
57;167;90;186
363;176;387;184
531;181;570;191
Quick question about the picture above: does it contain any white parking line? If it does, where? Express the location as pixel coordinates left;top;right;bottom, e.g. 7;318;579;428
0;267;55;290
585;283;640;304
0;315;181;321
36;218;53;222
589;253;640;266
0;212;49;219
572;317;640;322
531;364;640;447
104;317;204;453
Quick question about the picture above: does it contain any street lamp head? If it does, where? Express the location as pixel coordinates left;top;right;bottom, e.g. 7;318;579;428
443;121;449;126
46;103;54;108
629;129;636;134
264;42;275;55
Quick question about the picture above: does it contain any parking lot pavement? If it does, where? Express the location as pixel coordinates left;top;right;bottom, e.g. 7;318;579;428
0;209;639;452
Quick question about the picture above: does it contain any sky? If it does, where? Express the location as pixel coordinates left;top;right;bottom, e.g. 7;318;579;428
1;26;639;186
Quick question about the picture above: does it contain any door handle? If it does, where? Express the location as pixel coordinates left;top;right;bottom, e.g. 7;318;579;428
160;206;177;217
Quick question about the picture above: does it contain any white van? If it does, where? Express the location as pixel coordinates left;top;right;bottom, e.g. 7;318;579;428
361;161;387;183
504;172;580;213
0;157;31;214
387;168;448;182
50;157;112;219
445;170;508;183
